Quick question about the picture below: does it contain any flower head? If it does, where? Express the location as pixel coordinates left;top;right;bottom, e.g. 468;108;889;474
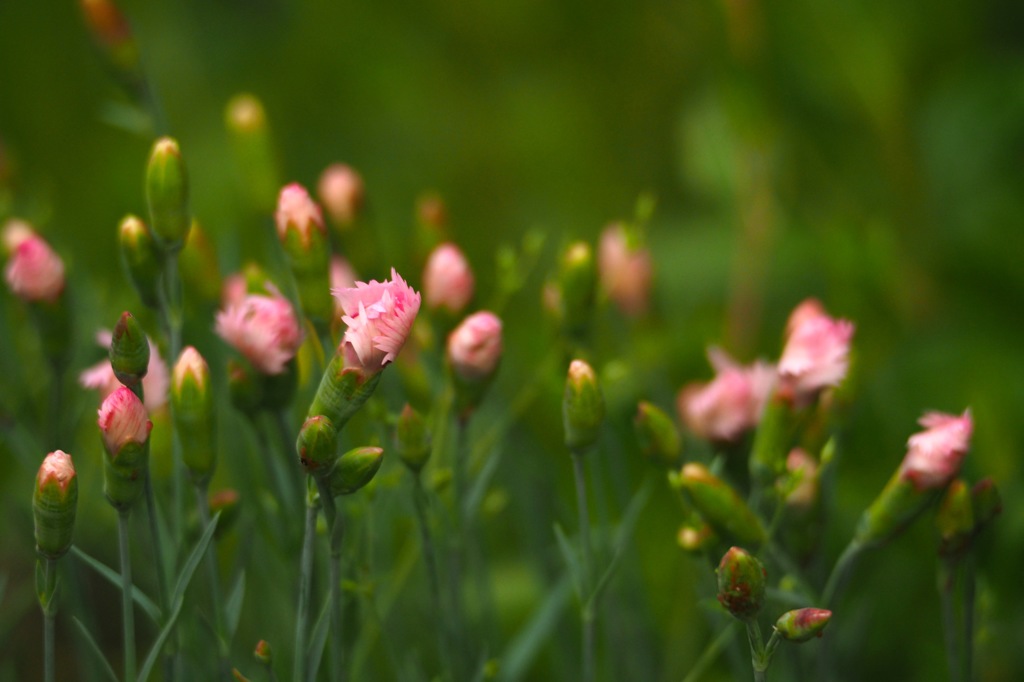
317;164;364;226
333;268;421;373
80;329;169;411
899;410;973;490
215;288;302;375
423;242;474;314
4;232;65;302
447;311;502;382
98;386;152;455
678;348;776;442
598;222;652;317
275;182;325;247
778;300;854;401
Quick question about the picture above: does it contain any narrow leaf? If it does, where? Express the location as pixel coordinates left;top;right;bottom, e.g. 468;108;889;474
71;616;120;682
306;596;332;682
225;571;247;641
553;523;583;600
71;546;162;624
464;444;503;519
499;575;573;682
588;480;652;606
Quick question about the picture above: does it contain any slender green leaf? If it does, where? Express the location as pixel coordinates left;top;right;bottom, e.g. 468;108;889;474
587;480;652;606
225;571;247;641
306;596;332;682
464;443;503;519
553;523;583;600
71;546;162;624
71;616;119;682
499;575;573;682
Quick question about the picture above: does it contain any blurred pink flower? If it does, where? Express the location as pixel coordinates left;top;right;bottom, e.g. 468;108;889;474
778;300;854;401
317;164;364;226
678;348;777;442
334;268;421;372
448;311;503;382
2;219;34;253
215;289;302;375
423;242;474;314
785;448;819;508
4;232;65;303
221;273;248;308
98;386;152;455
330;256;358;318
598;223;652;317
80;330;169;411
900;410;973;490
275;182;325;246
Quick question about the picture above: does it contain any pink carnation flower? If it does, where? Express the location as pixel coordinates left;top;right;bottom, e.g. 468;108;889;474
677;348;777;442
423;242;474;314
215;289;302;375
80;330;169;411
4;232;65;303
598;223;652;317
448;311;503;382
317;164;364;226
98;386;153;455
778;300;854;401
333;268;421;372
899;410;973;490
275;183;325;247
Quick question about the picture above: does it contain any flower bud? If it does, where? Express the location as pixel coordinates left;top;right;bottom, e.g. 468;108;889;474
296;415;338;476
253;639;272;666
395;404;431;472
4;231;66;303
680;463;765;546
328;446;385;496
774;608;832;642
415;192;448;258
79;0;141;79
716;546;766;621
110;311;149;389
275;183;332;324
172;347;216;481
98;386;152;510
563;359;605;451
598;222;652;317
318;164;364;228
423;242;474;315
634;401;681;468
557;242;596;340
118;215;162;309
145;137;190;252
33;451;78;559
225;94;280;213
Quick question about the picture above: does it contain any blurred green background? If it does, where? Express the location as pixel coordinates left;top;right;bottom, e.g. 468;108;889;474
2;0;1024;680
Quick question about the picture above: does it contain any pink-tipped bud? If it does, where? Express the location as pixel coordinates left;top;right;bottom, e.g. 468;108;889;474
4;232;65;303
80;330;169;412
423;242;474;314
215;289;302;375
34;450;79;559
317;164;364;227
899;410;973;490
598;222;652;317
778;300;854;402
98;386;152;455
275;182;325;247
678;348;777;442
774;608;832;642
447;311;502;383
716;546;767;621
333;268;421;373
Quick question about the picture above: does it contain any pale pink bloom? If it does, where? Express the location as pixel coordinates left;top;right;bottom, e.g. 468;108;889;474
778;301;854;400
330;256;358;318
677;348;777;442
899;410;973;490
598;223;652;317
333;268;421;372
2;219;34;253
4;233;65;302
80;330;169;411
275;183;325;247
98;386;152;455
317;164;364;226
221;273;248;308
423;242;474;314
215;289;302;375
38;450;76;493
448;311;503;382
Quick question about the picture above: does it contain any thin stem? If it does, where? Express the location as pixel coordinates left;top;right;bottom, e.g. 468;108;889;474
963;555;976;682
413;473;454;676
939;560;960;682
195;480;230;676
43;558;56;682
144;472;176;682
746;621;767;682
293;484;320;682
821;541;864;608
315;477;345;682
118;510;136;682
254;414;299;530
680;622;738;682
450;417;470;676
571;450;594;682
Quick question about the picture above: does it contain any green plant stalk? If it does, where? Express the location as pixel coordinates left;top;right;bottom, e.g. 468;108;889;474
680;622;738;682
314;477;345;682
195;480;230;676
253;414;300;529
450;417;470;676
822;540;864;608
293;486;319;682
144;473;176;682
571;450;595;682
42;558;56;682
118;510;136;682
412;473;455;677
746;621;766;682
963;555;976;682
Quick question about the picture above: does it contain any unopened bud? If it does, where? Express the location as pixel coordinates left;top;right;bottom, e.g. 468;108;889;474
774;608;832;642
33;451;78;559
296;416;338;477
118;215;161;308
716;546;766;621
209;489;240;537
563;359;605;451
557;242;596;340
396;404;430;472
172;347;216;481
634;401;681;468
110;311;149;389
318;164;364;228
145;137;190;252
275;183;332;324
424;243;474;314
328;446;384;496
253;639;272;665
98;386;152;510
680;463;765;546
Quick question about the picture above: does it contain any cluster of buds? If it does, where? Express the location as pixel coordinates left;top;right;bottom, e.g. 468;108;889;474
296;416;384;496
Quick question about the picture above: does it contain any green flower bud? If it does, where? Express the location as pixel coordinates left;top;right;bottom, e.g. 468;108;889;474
307;353;383;432
634;401;681;467
110;311;149;389
296;416;338;477
99;386;152;511
563;359;604;451
172;347;216;481
557;241;596;340
33;451;78;559
145;137;190;252
328;446;384;496
395;404;430;472
226;94;280;213
716;546;766;621
774;608;832;642
936;478;974;556
253;639;272;666
680;463;765;546
118;215;162;309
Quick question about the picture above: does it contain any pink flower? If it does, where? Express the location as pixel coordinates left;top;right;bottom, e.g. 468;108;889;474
221;273;248;308
899;410;973;490
80;330;169;411
215;289;302;375
598;223;652;317
275;183;325;247
423;242;474;314
333;268;421;372
778;300;854;401
4;233;65;302
37;450;76;494
678;348;777;442
448;311;503;382
317;164;364;226
98;386;152;455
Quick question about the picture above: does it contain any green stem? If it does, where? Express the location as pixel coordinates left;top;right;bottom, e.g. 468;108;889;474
450;417;470;676
315;477;345;682
413;474;454;677
746;621;768;682
43;558;56;682
118;510;136;682
571;450;594;682
144;472;176;681
963;556;976;682
821;541;864;608
293;484;319;682
195;480;230;676
680;622;738;682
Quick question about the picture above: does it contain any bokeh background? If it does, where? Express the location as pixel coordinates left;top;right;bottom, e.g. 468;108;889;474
1;0;1023;680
